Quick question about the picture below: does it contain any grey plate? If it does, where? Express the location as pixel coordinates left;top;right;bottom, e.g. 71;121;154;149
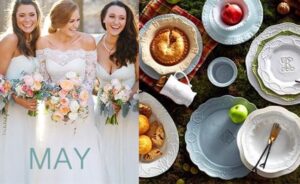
139;14;202;80
185;95;257;180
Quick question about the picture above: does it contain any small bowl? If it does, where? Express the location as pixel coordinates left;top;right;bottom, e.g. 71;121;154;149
207;57;238;87
213;0;249;31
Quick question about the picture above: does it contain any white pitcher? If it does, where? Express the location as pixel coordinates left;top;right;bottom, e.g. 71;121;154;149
160;71;197;107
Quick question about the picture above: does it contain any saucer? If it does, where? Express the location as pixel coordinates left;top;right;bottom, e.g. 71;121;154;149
207;57;237;87
202;0;263;45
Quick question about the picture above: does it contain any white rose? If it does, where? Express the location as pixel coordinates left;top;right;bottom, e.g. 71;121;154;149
15;85;24;96
68;112;78;121
99;94;109;104
65;72;77;79
70;100;80;112
50;96;60;104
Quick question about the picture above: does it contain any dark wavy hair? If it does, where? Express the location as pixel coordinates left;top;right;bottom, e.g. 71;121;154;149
11;0;41;57
100;1;138;67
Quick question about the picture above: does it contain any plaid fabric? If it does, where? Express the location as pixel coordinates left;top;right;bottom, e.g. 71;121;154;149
139;0;218;92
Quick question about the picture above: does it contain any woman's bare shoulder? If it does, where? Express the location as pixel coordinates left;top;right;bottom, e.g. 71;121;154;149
79;32;96;51
36;35;51;50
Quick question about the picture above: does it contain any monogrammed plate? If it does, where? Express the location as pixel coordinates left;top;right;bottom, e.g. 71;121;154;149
246;22;300;105
139;92;179;178
185;95;256;179
257;35;300;95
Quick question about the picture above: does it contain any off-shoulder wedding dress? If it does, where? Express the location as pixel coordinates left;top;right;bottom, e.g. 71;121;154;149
30;48;109;184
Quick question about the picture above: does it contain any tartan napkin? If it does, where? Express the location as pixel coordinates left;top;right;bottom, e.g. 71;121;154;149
139;0;218;92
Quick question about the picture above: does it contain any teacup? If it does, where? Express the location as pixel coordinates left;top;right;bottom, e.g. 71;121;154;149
207;57;238;87
160;71;196;107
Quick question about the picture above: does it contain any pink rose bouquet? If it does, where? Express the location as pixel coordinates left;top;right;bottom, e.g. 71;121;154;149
12;72;50;116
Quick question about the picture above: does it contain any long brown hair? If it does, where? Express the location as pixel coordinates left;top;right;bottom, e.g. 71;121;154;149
48;0;79;33
11;0;41;57
100;1;138;67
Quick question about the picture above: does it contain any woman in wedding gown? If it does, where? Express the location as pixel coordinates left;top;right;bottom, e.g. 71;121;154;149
95;1;139;184
32;0;108;183
0;1;41;183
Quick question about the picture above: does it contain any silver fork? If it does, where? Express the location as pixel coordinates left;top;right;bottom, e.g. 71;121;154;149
252;123;281;173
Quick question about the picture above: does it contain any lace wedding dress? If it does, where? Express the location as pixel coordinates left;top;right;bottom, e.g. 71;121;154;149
95;34;138;184
30;48;109;184
0;56;37;183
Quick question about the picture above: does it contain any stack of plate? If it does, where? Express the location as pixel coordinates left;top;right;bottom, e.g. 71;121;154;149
202;0;263;45
246;22;300;105
237;106;300;178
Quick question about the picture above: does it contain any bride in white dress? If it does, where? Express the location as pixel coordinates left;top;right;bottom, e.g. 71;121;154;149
95;2;139;184
32;1;108;183
0;1;41;183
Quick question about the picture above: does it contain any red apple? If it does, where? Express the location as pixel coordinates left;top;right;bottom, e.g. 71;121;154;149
221;3;243;26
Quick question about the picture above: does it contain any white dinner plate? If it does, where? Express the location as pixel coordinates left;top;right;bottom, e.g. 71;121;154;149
242;106;300;173
245;22;300;105
257;35;300;95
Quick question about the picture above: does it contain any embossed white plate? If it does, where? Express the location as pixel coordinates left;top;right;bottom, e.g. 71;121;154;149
185;95;256;179
139;92;179;178
140;14;202;75
237;106;300;177
257;35;300;95
202;0;263;45
246;22;300;105
139;19;202;79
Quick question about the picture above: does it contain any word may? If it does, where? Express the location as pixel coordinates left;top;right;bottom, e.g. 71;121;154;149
30;147;90;170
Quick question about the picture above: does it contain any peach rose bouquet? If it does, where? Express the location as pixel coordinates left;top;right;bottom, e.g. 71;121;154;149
45;72;89;124
97;79;132;125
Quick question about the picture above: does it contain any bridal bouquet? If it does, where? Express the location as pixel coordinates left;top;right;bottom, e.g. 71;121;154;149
12;72;50;116
97;79;132;125
0;75;12;135
45;72;89;124
0;75;12;112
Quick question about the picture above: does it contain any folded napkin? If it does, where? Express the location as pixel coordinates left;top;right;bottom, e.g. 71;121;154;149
139;0;217;92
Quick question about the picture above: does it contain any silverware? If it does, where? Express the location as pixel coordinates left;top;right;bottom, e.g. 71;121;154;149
252;123;281;173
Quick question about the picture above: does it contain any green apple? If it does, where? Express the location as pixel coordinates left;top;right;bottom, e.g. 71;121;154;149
228;104;248;123
166;0;182;4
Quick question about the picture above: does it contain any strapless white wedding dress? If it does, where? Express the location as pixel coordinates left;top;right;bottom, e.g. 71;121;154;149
30;48;109;184
94;35;138;184
0;55;37;184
